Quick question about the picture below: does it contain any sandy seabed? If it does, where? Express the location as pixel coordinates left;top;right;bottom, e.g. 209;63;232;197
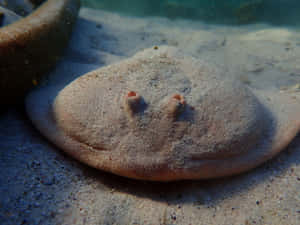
1;7;300;225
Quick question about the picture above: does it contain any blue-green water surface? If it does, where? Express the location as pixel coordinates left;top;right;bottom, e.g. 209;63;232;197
81;0;300;26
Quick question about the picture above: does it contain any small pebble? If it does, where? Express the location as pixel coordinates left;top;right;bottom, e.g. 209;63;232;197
171;213;176;220
29;160;41;169
238;74;251;85
33;202;40;208
21;219;28;225
43;177;55;185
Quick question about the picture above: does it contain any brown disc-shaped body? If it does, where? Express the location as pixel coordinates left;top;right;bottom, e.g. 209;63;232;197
26;46;300;181
0;0;80;107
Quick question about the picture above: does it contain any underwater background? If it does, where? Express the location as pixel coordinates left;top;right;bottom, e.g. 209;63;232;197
81;0;300;26
2;1;300;225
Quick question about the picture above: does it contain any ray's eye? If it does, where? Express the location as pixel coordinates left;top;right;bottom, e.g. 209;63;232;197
127;91;137;97
124;91;143;116
165;94;186;119
172;94;185;105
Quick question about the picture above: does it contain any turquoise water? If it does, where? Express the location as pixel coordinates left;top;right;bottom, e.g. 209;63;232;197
81;0;300;26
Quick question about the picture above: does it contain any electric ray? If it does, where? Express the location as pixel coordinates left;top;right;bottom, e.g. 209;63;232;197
26;46;300;181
